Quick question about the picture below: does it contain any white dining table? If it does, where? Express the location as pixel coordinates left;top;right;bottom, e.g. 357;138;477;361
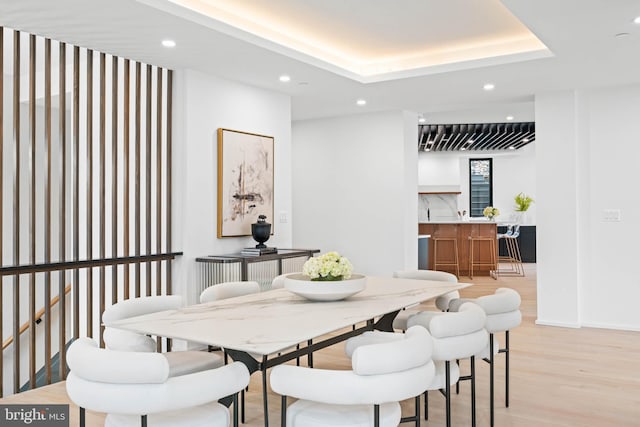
110;275;469;426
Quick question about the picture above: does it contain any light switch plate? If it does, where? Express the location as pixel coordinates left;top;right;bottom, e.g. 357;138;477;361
603;209;621;222
279;211;288;223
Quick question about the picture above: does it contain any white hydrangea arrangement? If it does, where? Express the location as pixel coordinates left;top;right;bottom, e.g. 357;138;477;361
483;206;500;219
302;251;353;281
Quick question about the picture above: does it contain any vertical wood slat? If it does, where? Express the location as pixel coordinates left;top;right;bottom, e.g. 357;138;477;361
73;46;80;340
165;70;172;351
156;68;162;296
86;49;94;337
112;56;118;304
146;64;152;296
156;68;162;352
99;52;106;346
123;59;130;300
135;62;141;298
58;42;67;380
166;70;172;296
13;29;21;395
0;25;4;397
44;38;52;385
28;33;36;389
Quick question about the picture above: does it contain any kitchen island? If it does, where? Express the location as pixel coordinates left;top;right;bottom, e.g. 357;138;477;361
419;221;497;277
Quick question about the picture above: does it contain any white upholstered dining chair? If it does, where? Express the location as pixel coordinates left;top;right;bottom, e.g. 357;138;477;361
346;303;487;427
102;295;224;376
407;302;488;427
271;326;435;427
448;287;522;427
66;337;250;427
271;272;297;289
391;270;459;331
199;281;261;303
199;280;262;423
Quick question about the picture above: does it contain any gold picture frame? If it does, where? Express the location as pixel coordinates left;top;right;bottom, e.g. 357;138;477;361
217;128;274;237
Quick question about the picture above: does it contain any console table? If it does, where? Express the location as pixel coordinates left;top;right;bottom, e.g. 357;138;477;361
195;249;320;293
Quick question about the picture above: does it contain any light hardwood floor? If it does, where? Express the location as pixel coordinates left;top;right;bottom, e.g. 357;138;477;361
2;264;640;426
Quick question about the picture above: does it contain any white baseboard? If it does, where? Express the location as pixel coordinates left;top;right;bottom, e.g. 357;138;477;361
580;321;640;332
534;319;581;328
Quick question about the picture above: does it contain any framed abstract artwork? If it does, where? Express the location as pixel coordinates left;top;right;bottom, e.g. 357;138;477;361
217;128;274;237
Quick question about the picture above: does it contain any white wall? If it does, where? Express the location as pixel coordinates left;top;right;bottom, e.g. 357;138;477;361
418;153;460;185
535;91;581;327
173;69;293;302
582;84;640;329
418;146;537;224
536;84;640;330
292;111;418;276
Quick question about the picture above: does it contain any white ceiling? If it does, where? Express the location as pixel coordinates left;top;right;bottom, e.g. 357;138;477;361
147;0;550;82
1;0;640;122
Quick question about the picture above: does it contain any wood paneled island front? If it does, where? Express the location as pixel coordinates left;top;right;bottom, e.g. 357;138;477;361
419;221;497;277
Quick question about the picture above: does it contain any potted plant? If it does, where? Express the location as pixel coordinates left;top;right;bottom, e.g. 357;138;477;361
514;192;534;224
514;192;534;212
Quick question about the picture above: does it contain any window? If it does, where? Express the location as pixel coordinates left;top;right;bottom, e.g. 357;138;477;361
469;159;493;217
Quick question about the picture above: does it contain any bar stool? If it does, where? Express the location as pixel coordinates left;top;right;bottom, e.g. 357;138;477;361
468;234;496;279
432;237;460;278
495;225;524;277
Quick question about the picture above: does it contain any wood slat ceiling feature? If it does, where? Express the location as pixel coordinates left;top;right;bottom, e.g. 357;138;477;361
419;122;535;152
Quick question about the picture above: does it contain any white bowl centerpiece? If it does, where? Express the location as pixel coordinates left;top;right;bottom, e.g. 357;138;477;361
284;252;366;301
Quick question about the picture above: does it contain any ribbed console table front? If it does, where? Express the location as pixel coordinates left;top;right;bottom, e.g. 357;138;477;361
195;249;320;292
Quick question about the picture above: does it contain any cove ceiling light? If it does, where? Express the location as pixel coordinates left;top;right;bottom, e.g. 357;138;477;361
153;0;552;83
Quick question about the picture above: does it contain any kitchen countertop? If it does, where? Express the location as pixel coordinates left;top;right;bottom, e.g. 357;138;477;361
419;220;496;224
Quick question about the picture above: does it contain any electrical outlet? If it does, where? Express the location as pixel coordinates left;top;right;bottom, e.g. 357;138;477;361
602;209;621;222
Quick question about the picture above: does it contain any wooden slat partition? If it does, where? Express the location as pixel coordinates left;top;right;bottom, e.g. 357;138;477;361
0;27;179;397
145;64;152;297
112;56;118;305
123;59;130;300
28;33;36;390
135;62;141;299
156;68;162;297
44;37;52;386
166;70;173;296
13;29;21;396
58;41;67;381
99;52;106;346
73;46;80;342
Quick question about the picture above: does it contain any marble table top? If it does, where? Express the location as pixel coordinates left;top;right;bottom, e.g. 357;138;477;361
110;276;469;356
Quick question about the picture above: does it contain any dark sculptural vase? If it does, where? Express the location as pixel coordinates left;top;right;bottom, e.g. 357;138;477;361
251;215;271;249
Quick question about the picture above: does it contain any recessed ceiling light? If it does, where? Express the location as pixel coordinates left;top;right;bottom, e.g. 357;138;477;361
356;99;367;106
427;140;433;145
506;115;514;121
467;140;474;144
279;75;291;82
634;16;640;24
161;39;176;48
425;148;431;152
509;146;516;150
483;83;495;91
418;117;426;123
523;138;530;142
460;147;467;151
